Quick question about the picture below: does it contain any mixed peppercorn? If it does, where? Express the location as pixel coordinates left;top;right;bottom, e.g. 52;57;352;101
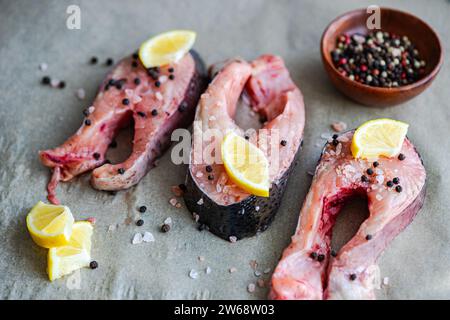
331;31;426;87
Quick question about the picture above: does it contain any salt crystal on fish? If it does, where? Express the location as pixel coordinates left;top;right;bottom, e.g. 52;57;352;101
209;115;216;121
229;236;237;243
88;106;95;113
254;270;262;277
376;194;383;201
142;231;155;242
159;75;168;83
108;224;116;232
196;171;204;178
189;269;199;279
198;256;205;262
376;175;384;184
125;89;134;97
133;95;142;103
255;206;260;211
164;217;172;225
132;233;143;244
229;267;237;273
155;92;163;101
50;79;60;88
197;198;204;205
205;266;212;274
383;277;389;286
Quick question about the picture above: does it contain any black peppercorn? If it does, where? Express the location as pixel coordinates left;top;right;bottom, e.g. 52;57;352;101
310;252;318;260
85;119;91;126
89;261;98;269
366;168;374;175
139;206;147;213
155;80;161;87
106;58;114;66
93;152;100;160
58;81;66;89
205;165;213;173
361;175;369;182
393;177;400;184
280;140;287;146
122;98;130;105
136;219;144;226
365;234;372;240
151;109;158;116
42;76;51;85
386;180;394;187
317;254;325;262
331;250;337;257
109;140;117;148
179;183;187;192
373;161;379;167
395;185;403;193
208;175;214;181
134;78;141;85
118;168;125;174
137;111;146;117
168;67;174;73
161;224;170;233
90;56;98;64
169;74;175;80
350;274;357;281
398;153;405;161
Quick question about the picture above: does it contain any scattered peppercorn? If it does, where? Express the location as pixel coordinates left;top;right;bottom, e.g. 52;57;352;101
386;180;394;187
122;98;130;105
131;61;138;68
310;252;318;260
136;219;144;226
134;78;141;85
178;102;187;112
118;168;125;174
89;261;98;269
83;109;89;116
395;185;403;193
139;206;147;213
332;134;338;140
331;250;337;257
373;161;379;167
280;140;287;146
42;76;51;85
205;165;213;173
148;69;158;80
398;153;406;161
244;135;250;140
393;177;400;184
105;58;114;66
361;175;369;182
85;119;91;126
332;139;339;146
365;234;372;240
132;52;139;59
169;74;175;80
168;67;174;73
90;56;98;64
109;140;117;148
161;224;170;233
350;274;357;281
93;152;100;160
137;111;146;117
208;175;214;181
366;168;374;175
58;81;66;89
317;254;325;262
155;80;161;87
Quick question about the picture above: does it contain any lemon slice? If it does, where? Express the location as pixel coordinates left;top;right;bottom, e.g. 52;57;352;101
47;221;93;281
221;132;270;197
351;118;409;159
26;201;74;248
138;30;196;68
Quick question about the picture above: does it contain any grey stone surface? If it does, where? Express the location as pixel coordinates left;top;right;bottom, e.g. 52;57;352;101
0;0;449;299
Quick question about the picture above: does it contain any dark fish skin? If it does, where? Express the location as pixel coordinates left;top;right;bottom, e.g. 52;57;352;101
184;142;302;241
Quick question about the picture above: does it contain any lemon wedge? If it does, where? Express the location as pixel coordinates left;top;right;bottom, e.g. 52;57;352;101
351;118;409;159
26;201;74;248
221;132;270;197
47;221;93;281
138;30;196;68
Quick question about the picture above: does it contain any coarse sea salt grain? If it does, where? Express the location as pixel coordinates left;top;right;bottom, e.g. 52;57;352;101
383;277;389;286
189;269;199;279
205;266;212;274
76;88;86;100
164;217;172;225
196;171;204;178
50;79;60;88
254;270;262;277
229;236;237;243
39;63;48;71
197;198;204;205
376;194;383;201
198;256;205;262
247;283;256;293
132;233;143;244
108;224;117;232
169;198;178;206
155;92;163;101
88;106;95;113
142;231;155;242
229;267;237;273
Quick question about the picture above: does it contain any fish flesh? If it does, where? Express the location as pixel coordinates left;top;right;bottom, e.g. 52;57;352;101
183;55;305;241
40;50;207;204
270;130;426;299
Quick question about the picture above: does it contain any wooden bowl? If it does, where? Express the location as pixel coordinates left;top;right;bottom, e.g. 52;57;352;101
321;7;443;107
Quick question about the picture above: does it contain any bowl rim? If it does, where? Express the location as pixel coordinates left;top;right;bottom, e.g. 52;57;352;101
320;7;444;93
